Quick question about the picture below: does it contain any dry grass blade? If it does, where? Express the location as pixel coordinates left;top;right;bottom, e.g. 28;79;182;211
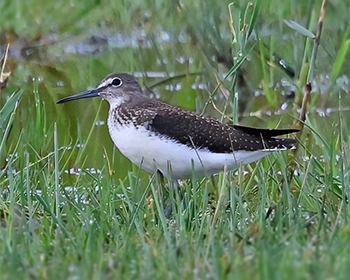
0;44;11;94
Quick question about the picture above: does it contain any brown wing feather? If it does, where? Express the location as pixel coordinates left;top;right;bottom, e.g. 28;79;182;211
138;100;297;153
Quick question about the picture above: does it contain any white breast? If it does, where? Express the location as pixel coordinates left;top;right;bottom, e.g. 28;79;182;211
108;120;272;180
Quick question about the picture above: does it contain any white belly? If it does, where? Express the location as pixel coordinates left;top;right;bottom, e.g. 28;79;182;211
108;123;272;180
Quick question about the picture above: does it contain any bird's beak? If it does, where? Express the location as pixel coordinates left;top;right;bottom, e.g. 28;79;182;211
57;89;100;104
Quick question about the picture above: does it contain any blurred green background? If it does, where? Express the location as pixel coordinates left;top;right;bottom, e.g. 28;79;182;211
1;0;349;179
0;0;349;279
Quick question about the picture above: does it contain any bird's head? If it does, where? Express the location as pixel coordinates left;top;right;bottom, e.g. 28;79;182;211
57;73;145;107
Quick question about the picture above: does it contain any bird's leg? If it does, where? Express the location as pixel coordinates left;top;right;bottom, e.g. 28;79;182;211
155;170;174;219
164;179;186;219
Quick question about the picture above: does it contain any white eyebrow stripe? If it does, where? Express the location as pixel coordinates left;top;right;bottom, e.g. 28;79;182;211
98;77;116;89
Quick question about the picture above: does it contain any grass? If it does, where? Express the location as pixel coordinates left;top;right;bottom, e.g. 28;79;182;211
1;0;350;279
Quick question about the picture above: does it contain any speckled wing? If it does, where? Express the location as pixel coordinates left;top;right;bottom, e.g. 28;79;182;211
138;101;297;153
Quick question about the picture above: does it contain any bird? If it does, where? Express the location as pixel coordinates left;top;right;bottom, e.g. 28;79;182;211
57;73;298;180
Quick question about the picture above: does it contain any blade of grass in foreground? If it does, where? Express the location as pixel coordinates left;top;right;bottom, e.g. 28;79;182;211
0;91;22;164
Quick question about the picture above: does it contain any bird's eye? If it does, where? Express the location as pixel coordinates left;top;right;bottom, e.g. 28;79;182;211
111;78;122;87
